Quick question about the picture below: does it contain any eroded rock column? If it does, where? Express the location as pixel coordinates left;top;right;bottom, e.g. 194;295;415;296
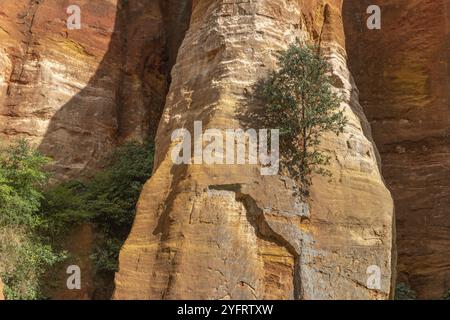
114;0;394;300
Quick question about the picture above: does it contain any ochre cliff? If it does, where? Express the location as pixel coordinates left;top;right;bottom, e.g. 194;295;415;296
0;0;190;299
114;0;394;300
0;0;189;180
344;0;450;299
0;277;4;300
2;0;448;301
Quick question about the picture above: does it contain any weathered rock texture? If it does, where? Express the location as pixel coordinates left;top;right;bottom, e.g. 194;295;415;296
344;0;450;299
0;0;189;180
0;277;4;300
42;224;96;300
0;0;190;299
114;0;394;300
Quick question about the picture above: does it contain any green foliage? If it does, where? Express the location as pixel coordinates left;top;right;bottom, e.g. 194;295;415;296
259;42;347;197
87;141;154;273
0;139;153;299
39;181;92;237
395;282;417;300
0;139;65;300
1;233;65;300
0;140;51;227
41;141;155;274
90;237;123;273
442;289;450;300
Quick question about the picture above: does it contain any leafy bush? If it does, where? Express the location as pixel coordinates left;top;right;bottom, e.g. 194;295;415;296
41;141;155;275
87;141;154;274
0;140;50;227
0;139;154;299
0;140;65;300
395;282;417;300
259;42;347;197
442;289;450;300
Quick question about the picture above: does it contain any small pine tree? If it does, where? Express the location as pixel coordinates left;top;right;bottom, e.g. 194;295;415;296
260;42;347;197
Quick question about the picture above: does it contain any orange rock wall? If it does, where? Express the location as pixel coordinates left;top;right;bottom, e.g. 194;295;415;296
114;0;395;300
0;0;189;180
344;0;450;299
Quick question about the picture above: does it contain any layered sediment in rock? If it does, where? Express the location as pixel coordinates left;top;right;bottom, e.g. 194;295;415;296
0;0;190;299
114;0;394;300
344;0;450;299
0;0;189;180
0;0;120;178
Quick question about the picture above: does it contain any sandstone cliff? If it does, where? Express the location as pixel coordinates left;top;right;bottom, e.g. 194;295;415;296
11;0;450;300
113;0;395;300
0;277;4;300
344;0;450;299
0;0;190;299
0;0;189;180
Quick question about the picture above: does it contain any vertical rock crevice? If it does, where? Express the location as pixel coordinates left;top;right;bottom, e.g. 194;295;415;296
116;0;192;142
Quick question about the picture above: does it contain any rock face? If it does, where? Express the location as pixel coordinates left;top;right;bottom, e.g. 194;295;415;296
0;0;189;180
344;0;450;299
41;224;97;300
114;0;394;300
0;0;190;299
0;0;120;179
0;277;4;300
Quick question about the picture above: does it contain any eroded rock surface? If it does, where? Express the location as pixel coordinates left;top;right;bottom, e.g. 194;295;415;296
0;0;189;180
114;0;394;300
344;0;450;299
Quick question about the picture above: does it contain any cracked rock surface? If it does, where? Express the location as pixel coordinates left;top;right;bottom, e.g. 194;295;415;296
114;0;394;300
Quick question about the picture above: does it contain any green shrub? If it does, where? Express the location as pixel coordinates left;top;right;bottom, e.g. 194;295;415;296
442;289;450;300
1;139;154;299
259;42;347;197
87;141;154;273
41;141;155;275
0;139;65;300
0;139;50;227
395;282;417;300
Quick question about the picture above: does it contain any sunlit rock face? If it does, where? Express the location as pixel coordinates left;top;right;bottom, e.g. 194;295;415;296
344;0;450;299
0;0;120;178
0;0;397;300
0;0;189;180
114;0;394;300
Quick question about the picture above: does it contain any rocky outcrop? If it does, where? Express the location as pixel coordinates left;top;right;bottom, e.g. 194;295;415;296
114;0;394;300
0;0;190;299
0;0;189;180
344;0;450;299
0;0;120;179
